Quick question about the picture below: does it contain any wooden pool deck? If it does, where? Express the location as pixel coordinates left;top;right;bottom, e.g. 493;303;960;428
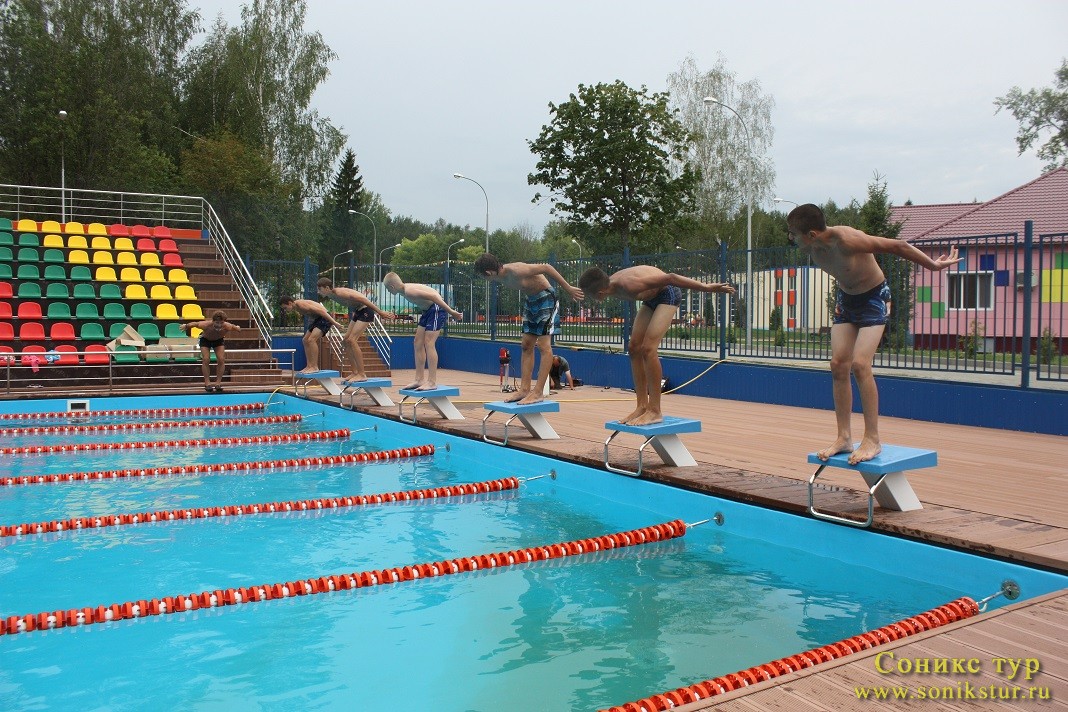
311;367;1068;710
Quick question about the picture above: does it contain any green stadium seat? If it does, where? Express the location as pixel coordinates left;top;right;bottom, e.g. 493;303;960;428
46;302;72;319
42;248;64;263
17;233;40;246
111;345;141;364
17;247;39;262
75;303;100;319
0;218;11;230
163;322;186;338
69;265;92;281
17;302;42;319
0;265;11;280
0;246;12;260
137;322;161;341
99;283;122;300
130;303;153;320
44;264;67;280
72;283;96;299
79;323;106;341
103;302;127;320
46;283;70;299
17;264;40;280
17;282;42;299
108;323;128;339
0;232;12;245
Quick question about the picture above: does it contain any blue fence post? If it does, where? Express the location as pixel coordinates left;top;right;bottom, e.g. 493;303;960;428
1021;220;1033;389
490;281;498;341
622;246;632;351
718;239;729;360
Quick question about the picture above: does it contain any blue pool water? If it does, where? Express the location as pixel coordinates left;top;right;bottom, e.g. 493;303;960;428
0;394;1064;710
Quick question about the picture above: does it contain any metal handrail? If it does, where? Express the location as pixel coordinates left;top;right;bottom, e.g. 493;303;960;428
367;316;392;369
200;202;273;345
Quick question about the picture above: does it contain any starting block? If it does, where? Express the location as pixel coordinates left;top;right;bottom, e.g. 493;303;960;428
603;417;701;477
296;370;343;396
482;400;560;445
807;445;936;528
398;386;463;424
340;378;395;408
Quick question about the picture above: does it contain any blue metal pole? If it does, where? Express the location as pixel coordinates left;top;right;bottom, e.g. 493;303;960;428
1020;220;1033;389
719;239;729;361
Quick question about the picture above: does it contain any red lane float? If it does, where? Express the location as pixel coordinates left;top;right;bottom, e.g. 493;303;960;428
0;444;435;488
0;428;350;456
0;415;301;437
599;596;981;712
0;468;502;538
0;404;264;421
0;519;686;636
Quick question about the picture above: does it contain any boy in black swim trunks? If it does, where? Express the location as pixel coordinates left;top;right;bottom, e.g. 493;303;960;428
316;278;396;381
579;265;734;426
473;254;584;404
279;296;345;373
179;310;241;391
787;203;961;464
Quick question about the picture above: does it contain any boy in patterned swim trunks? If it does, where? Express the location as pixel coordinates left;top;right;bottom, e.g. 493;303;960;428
473;254;584;404
317;278;397;381
382;272;463;390
579;265;735;426
179;310;241;392
787;203;961;464
279;296;345;374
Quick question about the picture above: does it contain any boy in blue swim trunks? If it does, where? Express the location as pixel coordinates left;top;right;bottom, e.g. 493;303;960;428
383;272;463;390
579;265;735;426
787;203;961;464
279;296;345;373
317;278;396;381
473;254;584;404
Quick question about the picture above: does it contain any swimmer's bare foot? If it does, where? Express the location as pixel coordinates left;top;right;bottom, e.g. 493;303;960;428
816;437;853;461
416;382;438;391
517;392;544;405
505;389;529;403
349;373;368;382
402;380;423;390
618;407;646;425
848;438;882;465
298;367;320;374
629;411;664;426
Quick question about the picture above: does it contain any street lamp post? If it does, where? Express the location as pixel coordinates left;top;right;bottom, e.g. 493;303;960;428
331;249;353;288
348;209;377;282
571;238;583;259
704;97;754;348
452;173;489;252
58;110;68;224
379;243;400;268
445;238;465;301
774;197;798;209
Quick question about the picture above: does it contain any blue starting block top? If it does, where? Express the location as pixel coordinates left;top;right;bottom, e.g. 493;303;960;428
604;416;701;436
484;400;560;414
297;370;340;379
342;377;392;387
399;386;460;398
807;444;937;474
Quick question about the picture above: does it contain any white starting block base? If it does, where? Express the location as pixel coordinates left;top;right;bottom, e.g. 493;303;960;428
482;400;560;445
807;444;936;528
296;370;343;396
603;416;701;477
340;378;395;408
398;386;463;424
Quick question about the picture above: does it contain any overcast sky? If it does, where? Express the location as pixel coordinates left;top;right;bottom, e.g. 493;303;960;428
195;0;1066;234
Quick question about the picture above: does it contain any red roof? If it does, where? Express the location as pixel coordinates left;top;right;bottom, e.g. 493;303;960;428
890;203;976;241
895;167;1068;241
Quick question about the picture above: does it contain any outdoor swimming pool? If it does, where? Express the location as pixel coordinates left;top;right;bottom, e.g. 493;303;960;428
0;393;1064;710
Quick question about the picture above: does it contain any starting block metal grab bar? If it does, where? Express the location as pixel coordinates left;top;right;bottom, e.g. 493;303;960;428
397;386;463;424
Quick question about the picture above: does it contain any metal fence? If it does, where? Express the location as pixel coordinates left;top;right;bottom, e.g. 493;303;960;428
257;221;1066;386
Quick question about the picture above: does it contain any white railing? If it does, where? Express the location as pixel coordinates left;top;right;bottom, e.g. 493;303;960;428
200;204;273;344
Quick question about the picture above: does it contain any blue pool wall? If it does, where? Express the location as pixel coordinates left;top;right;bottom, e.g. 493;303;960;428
273;335;1067;436
4;391;1064;609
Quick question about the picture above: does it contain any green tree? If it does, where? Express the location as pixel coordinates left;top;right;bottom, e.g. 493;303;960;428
666;54;776;242
527;80;700;253
995;59;1068;171
857;174;909;350
319;148;367;264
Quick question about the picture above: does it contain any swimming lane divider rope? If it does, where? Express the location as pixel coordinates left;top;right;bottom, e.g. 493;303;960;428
0;428;351;456
0;403;264;421
0;415;303;437
0;464;498;539
600;596;981;712
0;518;687;636
0;444;436;488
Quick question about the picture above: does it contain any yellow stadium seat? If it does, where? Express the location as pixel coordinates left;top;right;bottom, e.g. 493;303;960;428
67;235;88;249
91;250;114;265
116;251;138;265
113;237;134;251
124;284;148;300
174;284;198;301
144;267;165;283
139;252;161;267
90;236;112;250
180;304;205;320
167;268;189;284
87;223;108;236
68;249;90;264
95;266;118;282
41;220;62;233
156;303;180;320
42;234;65;247
119;267;142;283
64;221;86;235
150;284;173;300
17;218;39;232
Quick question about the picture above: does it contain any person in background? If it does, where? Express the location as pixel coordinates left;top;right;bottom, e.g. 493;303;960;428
549;354;575;390
179;310;241;392
316;277;396;380
279;296;345;373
